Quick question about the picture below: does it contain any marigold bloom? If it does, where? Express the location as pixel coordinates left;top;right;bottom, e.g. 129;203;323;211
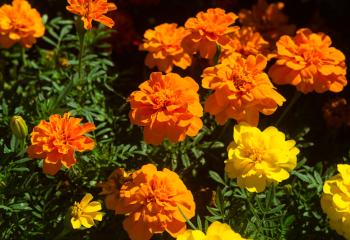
27;113;96;175
129;72;203;145
70;193;103;229
177;221;246;240
184;8;239;59
140;23;191;73
98;168;131;211
225;124;299;192
269;28;347;94
115;164;196;240
66;0;117;30
202;54;285;126
321;164;350;239
220;26;273;62
0;0;45;48
239;0;296;41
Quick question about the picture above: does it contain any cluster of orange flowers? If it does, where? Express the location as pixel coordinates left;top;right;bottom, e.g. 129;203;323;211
4;0;349;239
133;1;347;144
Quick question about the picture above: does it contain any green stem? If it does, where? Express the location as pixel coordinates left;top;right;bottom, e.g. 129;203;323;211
78;32;86;84
276;91;302;126
21;48;27;67
178;206;197;230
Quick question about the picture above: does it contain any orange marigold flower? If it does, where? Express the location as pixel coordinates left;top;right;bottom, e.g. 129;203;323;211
66;0;117;30
239;0;296;41
220;26;273;62
128;72;203;145
140;23;192;73
202;54;285;126
184;8;239;59
115;164;196;240
0;0;45;48
98;168;131;211
269;28;348;94
27;113;96;175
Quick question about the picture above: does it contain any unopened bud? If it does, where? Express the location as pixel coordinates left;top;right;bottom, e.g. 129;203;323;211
10;116;28;139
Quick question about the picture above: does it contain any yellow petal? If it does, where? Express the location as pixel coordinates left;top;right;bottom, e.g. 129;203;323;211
85;201;102;212
71;218;81;229
176;229;205;240
80;193;93;207
80;215;94;228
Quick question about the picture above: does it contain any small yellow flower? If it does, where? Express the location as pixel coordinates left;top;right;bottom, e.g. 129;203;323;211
70;193;103;229
177;221;246;240
321;164;350;239
225;124;299;192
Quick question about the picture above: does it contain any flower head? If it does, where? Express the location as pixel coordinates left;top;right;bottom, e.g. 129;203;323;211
220;26;273;62
177;221;246;240
202;54;285;126
184;8;239;59
321;164;350;239
70;193;103;229
66;0;117;30
140;23;191;73
129;72;203;145
0;0;45;48
98;168;131;211
225;124;299;192
27;113;96;175
269;28;347;94
239;0;296;41
115;164;196;240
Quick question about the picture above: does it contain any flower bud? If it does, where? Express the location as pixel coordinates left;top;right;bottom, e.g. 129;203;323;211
10;116;28;139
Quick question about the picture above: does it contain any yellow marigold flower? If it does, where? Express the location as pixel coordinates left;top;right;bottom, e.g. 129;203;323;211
115;164;196;240
225;124;299;192
269;28;348;94
184;8;239;59
66;0;117;30
0;0;45;48
70;193;103;229
239;0;296;41
202;54;285;126
140;23;192;73
321;164;350;239
220;26;273;62
177;221;246;240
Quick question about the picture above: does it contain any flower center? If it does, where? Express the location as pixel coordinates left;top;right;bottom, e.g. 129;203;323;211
71;202;82;218
244;148;264;162
151;89;174;110
300;44;324;65
82;0;93;17
146;179;170;204
229;68;254;92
